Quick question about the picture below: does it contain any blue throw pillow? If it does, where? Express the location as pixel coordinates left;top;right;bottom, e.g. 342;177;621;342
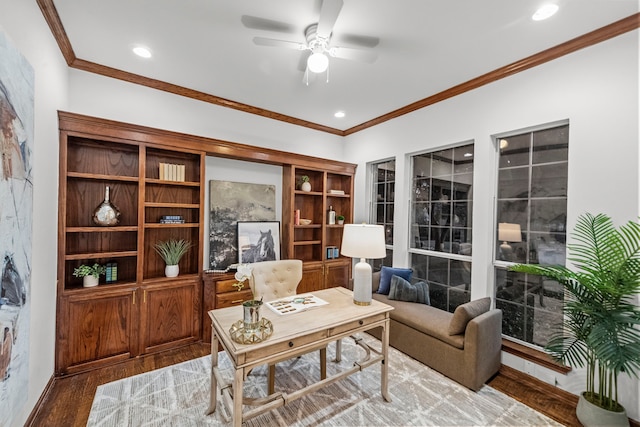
377;266;412;295
388;275;430;305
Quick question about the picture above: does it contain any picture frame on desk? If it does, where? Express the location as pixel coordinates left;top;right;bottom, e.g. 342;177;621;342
237;221;281;263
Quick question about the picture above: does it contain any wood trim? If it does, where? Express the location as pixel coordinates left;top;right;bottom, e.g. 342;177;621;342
58;111;357;174
498;364;578;407
24;374;55;427
36;0;75;65
344;12;640;135
37;1;639;136
502;338;571;374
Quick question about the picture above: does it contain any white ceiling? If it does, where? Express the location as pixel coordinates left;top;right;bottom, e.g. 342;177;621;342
52;0;639;131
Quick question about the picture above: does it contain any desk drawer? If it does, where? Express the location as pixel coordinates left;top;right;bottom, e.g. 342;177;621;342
328;313;388;337
216;289;253;308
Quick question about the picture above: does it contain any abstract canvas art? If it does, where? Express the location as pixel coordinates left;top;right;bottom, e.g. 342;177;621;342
0;29;34;426
209;180;276;269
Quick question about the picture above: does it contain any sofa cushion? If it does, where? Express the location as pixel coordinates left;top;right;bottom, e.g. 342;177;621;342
371;271;381;293
377;266;412;295
372;294;464;349
448;297;491;336
388;275;430;305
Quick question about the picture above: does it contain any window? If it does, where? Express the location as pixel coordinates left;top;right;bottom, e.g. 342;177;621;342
409;144;474;312
494;124;568;347
370;159;395;270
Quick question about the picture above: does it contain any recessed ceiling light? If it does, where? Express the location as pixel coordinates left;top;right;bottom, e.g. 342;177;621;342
334;111;345;118
463;152;473;158
532;4;559;21
132;46;152;58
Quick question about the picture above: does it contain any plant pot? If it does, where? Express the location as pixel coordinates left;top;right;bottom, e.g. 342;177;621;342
576;392;629;427
338;219;344;225
165;264;179;278
83;275;99;288
301;181;311;192
243;300;263;332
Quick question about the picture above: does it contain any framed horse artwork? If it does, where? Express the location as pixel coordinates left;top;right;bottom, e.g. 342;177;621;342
237;221;281;264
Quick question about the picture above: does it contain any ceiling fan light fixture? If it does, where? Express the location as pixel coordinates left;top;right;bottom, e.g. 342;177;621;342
307;52;329;73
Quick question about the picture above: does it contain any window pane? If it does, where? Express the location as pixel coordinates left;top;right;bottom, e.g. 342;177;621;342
533;125;568;164
499;133;530;168
370;159;395;265
411;253;471;313
531;163;567;197
498;167;528;199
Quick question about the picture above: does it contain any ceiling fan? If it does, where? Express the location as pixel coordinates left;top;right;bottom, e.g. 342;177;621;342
242;0;379;83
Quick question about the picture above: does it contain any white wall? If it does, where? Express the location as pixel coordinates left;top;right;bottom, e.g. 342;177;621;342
344;30;640;418
0;1;68;426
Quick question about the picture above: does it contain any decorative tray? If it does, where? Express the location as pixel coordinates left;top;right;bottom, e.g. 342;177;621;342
229;318;273;344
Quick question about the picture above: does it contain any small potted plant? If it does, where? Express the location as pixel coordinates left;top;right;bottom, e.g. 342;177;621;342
154;238;192;277
73;263;106;288
337;215;345;225
299;175;311;192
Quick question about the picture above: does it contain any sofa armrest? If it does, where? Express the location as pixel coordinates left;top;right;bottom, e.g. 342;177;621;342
462;309;503;390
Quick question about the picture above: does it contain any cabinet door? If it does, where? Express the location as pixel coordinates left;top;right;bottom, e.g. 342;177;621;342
325;260;350;288
58;289;137;375
139;280;200;354
299;262;325;293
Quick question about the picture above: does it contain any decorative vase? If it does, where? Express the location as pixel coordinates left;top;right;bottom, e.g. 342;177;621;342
165;264;179;278
92;186;121;226
243;300;263;332
576;392;629;427
301;181;311;192
83;275;99;288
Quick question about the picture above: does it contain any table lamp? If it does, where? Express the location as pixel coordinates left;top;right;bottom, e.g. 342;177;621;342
341;224;386;305
498;222;522;261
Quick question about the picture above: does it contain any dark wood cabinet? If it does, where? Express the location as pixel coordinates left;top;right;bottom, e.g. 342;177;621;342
56;112;204;375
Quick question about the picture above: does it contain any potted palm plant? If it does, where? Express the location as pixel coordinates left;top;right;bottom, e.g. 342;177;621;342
511;213;640;427
73;263;106;287
154;238;192;277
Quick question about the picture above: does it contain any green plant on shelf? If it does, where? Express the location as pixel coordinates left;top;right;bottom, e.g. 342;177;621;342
73;263;106;278
154;238;192;266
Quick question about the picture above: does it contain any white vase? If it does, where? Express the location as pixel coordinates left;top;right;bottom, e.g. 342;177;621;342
301;181;311;192
83;275;99;287
165;264;179;277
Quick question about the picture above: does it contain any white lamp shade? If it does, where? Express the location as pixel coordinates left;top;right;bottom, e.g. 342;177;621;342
498;222;522;243
307;52;329;73
341;224;386;259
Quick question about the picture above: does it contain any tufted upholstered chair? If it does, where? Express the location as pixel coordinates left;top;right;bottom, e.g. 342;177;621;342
247;259;330;394
248;259;303;302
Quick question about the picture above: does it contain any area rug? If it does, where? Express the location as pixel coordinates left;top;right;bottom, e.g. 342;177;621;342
87;334;562;426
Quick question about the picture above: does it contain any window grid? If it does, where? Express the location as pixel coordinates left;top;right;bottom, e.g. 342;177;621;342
494;124;568;348
370;160;395;270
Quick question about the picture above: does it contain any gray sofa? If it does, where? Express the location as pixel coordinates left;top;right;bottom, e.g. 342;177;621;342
367;272;502;391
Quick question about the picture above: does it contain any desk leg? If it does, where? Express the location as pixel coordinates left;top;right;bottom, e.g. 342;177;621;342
320;348;327;380
381;319;391;402
206;328;219;415
233;367;244;427
334;339;342;363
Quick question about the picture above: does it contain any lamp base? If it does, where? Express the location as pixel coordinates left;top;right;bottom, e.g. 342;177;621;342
352;258;372;305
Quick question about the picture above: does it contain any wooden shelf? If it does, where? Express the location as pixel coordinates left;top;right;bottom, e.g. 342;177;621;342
145;178;200;187
144;202;199;208
66;226;138;233
67;172;139;182
65;250;138;260
144;223;199;228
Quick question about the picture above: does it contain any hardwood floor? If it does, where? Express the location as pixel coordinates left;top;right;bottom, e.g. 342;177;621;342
29;343;580;427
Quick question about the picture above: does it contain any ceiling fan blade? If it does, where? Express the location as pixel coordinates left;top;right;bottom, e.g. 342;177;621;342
253;37;307;51
329;46;378;63
241;15;295;34
316;0;344;38
334;33;380;48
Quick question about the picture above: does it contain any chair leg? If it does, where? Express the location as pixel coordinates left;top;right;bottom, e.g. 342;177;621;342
334;339;342;363
268;364;276;395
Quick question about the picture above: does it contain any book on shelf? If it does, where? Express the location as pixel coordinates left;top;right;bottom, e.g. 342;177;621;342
328;189;345;195
158;163;186;182
160;215;185;224
294;209;300;226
